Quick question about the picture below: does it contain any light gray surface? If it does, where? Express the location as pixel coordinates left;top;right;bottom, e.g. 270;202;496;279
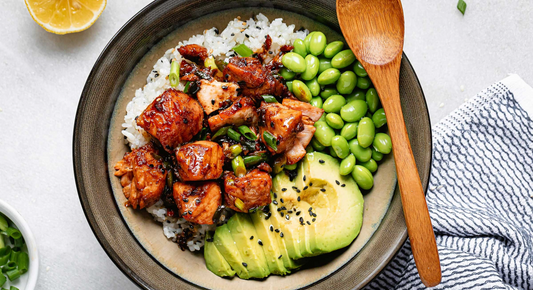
0;0;531;289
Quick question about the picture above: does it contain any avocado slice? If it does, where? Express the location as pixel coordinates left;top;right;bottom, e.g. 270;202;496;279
213;223;250;279
250;210;289;275
227;213;270;278
204;231;236;277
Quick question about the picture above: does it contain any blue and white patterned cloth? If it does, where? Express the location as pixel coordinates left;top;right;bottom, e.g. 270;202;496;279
365;75;533;290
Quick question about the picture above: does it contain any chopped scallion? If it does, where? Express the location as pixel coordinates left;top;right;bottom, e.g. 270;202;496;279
0;214;7;232
261;95;278;103
234;198;245;211
5;269;20;282
227;128;242;142
18;252;29;274
263;131;278;151
6;228;21;240
169;60;180;87
229;144;243;157
212;127;229;139
457;0;467;15
0;273;5;287
183;81;191;94
232;44;253;57
243;155;267;166
238;126;257;140
231;156;246;177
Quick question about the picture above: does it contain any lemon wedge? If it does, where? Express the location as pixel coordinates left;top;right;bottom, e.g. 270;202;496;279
25;0;107;35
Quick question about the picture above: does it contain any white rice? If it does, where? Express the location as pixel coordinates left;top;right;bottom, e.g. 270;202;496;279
122;14;308;251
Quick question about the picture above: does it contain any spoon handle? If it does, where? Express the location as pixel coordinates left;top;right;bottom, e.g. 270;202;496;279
366;56;442;287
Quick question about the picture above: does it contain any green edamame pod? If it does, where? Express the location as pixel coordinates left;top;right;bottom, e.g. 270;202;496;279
340;99;367;122
349;139;372;162
280;67;296;80
309;31;327;56
317;68;341;85
331;135;350;159
351;165;374;190
326;113;344;129
301;55;320;80
357;76;371;89
314;121;335;146
286;81;293;93
310;97;323;109
340;122;358;140
360;159;378;173
372;147;384;161
331;49;356;68
306;78;321;96
345;89;367;103
293;39;307;57
365;88;380;113
292;80;312;102
372;108;387;128
324;41;344;58
311;136;326;151
329;146;338;158
339;154;356;176
373;133;392;154
281;52;306;73
323;94;346;113
320;87;338;99
303;31;316;51
318;57;333;74
357;117;375;148
353;61;368;77
336;71;357;95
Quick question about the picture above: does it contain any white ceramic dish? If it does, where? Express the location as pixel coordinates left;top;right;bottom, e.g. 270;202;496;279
0;199;39;290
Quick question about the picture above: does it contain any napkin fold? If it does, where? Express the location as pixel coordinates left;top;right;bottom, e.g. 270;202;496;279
365;75;533;290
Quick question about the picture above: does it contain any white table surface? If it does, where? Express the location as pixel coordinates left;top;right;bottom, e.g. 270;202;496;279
0;0;531;289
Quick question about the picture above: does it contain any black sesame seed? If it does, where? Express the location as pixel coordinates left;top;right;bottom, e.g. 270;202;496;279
335;180;340;185
149;164;154;168
196;199;201;204
280;198;284;203
280;206;287;211
278;255;282;259
183;119;188;124
271;121;275;128
275;229;280;233
303;175;306;181
299;217;304;223
273;200;278;205
309;211;313;217
270;225;274;232
211;99;215;105
206;238;214;242
297;196;301;202
189;224;194;229
214;28;219;34
309;207;313;211
166;220;170;223
250;236;254;240
341;184;346;187
320;188;326;192
183;211;188;215
309;182;313;186
303;186;308;190
296;189;301;193
265;213;271;220
313;213;317;217
287;210;293;214
312;218;316;222
258;240;263;246
292;186;298;190
319;159;325;164
273;193;278;199
231;33;235;36
222;85;228;89
277;207;281;212
296;211;301;216
282;188;287;192
280;212;284;217
242;262;248;267
280;232;284;238
286;214;290;220
188;211;192;215
307;221;311;225
245;34;250;38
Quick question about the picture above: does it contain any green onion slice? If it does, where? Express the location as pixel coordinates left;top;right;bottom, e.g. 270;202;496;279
457;0;467;15
234;198;245;211
18;252;29;274
227;128;242;142
238;126;257;140
243;155;266;166
6;228;21;240
11;286;20;290
0;273;5;287
0;214;7;232
169;60;180;87
232;44;253;57
212;127;229;139
183;81;191;94
231;156;246;178
229;144;243;157
261;95;278;103
5;269;20;282
263;131;278;151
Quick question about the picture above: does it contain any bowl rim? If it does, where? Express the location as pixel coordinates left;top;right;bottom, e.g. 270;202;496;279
0;199;40;290
73;1;433;289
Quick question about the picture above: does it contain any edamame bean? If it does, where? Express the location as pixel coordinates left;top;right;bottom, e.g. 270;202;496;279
373;133;392;154
301;55;320;80
329;146;338;158
292;80;312;102
303;31;316;51
314;121;335;146
310;97;323;109
331;49;356;68
281;52;306;73
280;67;296;80
372;147;383;161
331;135;350;159
340;100;367;122
324;41;344;58
351;165;374;190
340;122;358;140
365;88;380;113
349;139;372;162
306;78;320;96
326;113;344;129
309;32;327;56
320;87;338;99
372;108;387;128
311;137;326;151
336;71;357;95
357;76;371;89
323;94;346;113
286;81;293;93
318;57;333;74
317;68;341;85
357;117;375;148
339;154;356;176
360;159;378;173
345;89;367;103
293;39;307;57
353;61;368;77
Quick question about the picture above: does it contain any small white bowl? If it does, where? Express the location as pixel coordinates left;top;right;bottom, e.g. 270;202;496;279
0;199;39;290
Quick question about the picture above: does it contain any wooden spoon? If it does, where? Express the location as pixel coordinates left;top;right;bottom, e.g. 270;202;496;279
337;0;441;287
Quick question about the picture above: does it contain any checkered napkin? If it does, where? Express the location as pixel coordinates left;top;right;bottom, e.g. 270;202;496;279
365;75;533;290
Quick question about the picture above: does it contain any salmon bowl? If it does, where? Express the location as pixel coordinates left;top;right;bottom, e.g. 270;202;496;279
73;0;432;289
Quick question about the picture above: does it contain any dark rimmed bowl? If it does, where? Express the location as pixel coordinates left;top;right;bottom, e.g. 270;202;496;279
73;0;432;289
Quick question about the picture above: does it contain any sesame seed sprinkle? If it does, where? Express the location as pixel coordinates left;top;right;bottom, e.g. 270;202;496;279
335;180;340;185
250;236;254;240
303;186;308;190
303;175;306;181
286;215;290;220
320;188;326;192
270;225;274;232
341;184;346;187
242;262;248;267
296;211;301;216
282;188;287;192
275;229;280;233
312;218;316;222
273;200;278;205
278;255;282;259
307;221;311;225
297;196;301;202
319;159;325;164
280;232;284;237
258;240;263;246
309;182;313;186
280;198;284;203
